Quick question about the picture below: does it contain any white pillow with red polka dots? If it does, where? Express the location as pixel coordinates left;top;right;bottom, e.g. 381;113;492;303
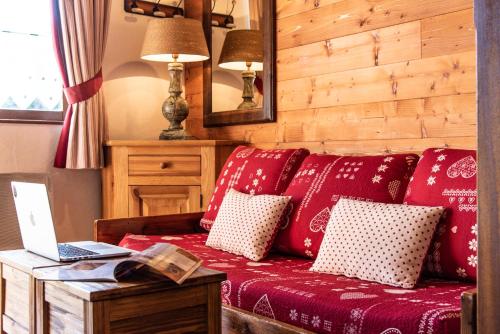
206;189;291;261
311;199;444;288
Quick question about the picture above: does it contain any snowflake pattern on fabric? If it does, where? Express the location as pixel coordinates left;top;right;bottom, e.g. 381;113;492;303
119;233;473;334
404;148;478;281
275;153;419;258
200;146;309;231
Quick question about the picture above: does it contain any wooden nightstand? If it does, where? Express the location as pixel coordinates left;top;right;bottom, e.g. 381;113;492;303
0;250;63;334
102;140;242;219
0;249;226;333
34;266;226;333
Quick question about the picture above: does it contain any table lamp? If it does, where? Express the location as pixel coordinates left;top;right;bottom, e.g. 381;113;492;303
218;29;263;110
141;17;209;140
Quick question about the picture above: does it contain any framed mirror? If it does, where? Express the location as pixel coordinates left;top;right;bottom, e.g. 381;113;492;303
202;0;275;127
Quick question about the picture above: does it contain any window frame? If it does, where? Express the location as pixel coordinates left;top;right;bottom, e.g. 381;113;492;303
0;106;65;124
0;4;65;125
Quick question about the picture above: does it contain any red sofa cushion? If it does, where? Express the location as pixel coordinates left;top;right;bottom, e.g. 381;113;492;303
120;233;474;334
274;153;419;258
404;148;477;281
200;146;309;231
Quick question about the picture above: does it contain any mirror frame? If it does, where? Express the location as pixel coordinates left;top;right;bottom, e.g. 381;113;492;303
202;0;276;127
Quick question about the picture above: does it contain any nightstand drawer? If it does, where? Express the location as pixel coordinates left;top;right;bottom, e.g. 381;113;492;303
129;155;201;176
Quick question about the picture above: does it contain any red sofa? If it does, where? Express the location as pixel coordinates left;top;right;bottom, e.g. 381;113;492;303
94;147;478;334
119;233;473;334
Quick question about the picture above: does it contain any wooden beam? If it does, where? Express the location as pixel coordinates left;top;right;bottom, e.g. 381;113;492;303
93;212;205;245
461;289;477;334
222;305;315;334
476;0;500;333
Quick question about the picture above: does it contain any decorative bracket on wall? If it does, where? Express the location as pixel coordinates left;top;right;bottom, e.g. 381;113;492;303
124;0;184;18
211;0;236;28
211;13;235;28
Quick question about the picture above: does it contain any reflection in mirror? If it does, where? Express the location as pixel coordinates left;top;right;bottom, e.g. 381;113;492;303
211;0;263;113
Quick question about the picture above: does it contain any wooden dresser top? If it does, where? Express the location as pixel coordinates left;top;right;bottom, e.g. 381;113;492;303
105;140;244;147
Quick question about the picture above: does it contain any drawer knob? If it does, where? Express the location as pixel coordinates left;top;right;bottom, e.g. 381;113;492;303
160;162;171;169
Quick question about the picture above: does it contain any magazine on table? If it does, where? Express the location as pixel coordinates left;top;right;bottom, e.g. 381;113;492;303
38;243;202;285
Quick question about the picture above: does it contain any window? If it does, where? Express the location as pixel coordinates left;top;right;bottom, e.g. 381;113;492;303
0;0;64;123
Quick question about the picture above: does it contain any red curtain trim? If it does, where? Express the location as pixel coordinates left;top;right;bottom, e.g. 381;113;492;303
53;105;73;168
63;69;103;104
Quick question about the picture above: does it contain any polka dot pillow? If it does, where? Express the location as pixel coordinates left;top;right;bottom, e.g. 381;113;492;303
206;189;291;261
311;199;444;288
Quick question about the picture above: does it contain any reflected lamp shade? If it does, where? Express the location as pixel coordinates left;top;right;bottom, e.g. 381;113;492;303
218;29;263;71
141;17;210;63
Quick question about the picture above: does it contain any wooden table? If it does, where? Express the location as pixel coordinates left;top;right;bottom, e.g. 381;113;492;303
0;250;63;334
0;250;226;333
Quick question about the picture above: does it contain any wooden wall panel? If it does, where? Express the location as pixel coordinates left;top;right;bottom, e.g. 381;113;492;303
277;21;421;81
185;0;476;154
277;51;475;111
277;0;471;50
422;9;475;57
276;0;344;19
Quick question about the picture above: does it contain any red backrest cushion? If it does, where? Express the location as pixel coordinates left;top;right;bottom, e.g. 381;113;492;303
403;148;477;281
274;153;419;258
200;146;309;231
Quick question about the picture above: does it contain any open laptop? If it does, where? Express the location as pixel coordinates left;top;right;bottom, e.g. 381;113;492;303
11;181;131;262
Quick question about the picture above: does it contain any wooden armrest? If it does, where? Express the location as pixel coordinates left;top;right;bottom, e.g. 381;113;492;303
94;212;206;245
461;288;477;334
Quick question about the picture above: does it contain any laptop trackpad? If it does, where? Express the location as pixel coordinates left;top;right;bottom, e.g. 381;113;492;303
72;242;116;251
83;243;115;251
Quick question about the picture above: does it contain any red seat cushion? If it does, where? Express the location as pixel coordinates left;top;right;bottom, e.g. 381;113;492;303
274;153;419;258
120;233;473;334
404;148;477;281
200;146;309;231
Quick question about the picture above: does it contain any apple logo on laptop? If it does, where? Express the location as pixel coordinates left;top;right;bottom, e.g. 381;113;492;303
29;211;36;227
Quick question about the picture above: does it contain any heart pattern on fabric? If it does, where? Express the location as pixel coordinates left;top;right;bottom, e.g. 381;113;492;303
447;156;477;179
253;294;275;319
309;207;331;233
236;147;256;159
388;180;401;200
380;329;403;334
201;146;309;231
405;148;478;281
340;292;378;300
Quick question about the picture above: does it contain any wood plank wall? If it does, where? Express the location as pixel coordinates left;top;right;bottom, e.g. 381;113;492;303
185;0;476;155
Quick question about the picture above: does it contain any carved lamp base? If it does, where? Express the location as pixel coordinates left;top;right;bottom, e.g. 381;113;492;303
159;128;197;140
159;61;197;140
237;69;258;110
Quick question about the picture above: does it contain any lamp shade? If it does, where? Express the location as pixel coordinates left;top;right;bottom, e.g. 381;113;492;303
141;17;210;63
218;29;263;71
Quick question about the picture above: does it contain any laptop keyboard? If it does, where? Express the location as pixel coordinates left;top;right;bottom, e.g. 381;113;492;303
58;244;97;258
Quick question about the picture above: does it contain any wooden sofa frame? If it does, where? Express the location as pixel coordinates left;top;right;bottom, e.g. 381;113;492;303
94;212;477;334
